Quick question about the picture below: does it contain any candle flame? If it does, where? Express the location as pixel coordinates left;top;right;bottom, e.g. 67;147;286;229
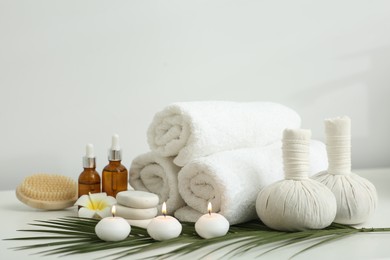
111;205;116;217
162;202;167;217
207;202;212;215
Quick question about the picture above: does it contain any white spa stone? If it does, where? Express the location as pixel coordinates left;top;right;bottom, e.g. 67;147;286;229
126;218;153;229
116;190;159;209
256;129;337;231
115;204;157;220
312;116;377;224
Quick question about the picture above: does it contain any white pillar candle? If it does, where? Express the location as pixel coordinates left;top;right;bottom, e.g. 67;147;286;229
147;202;182;241
195;202;230;239
95;205;131;241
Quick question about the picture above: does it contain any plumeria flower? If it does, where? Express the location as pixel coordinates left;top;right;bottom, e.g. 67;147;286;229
75;192;117;219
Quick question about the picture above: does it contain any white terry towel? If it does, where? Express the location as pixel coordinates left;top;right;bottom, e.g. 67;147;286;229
129;152;185;214
174;140;328;225
147;101;301;167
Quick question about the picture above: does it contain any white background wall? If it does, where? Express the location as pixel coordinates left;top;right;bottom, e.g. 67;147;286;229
1;0;389;190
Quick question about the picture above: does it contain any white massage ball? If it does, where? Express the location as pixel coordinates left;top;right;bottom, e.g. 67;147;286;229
312;116;377;224
256;129;337;231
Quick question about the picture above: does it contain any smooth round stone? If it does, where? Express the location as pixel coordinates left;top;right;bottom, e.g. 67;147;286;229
126;218;153;229
116;190;159;209
115;204;157;220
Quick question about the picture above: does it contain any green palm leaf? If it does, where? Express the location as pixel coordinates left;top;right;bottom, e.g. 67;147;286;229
4;216;390;259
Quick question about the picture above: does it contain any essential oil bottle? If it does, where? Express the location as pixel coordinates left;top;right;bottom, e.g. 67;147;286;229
102;134;128;197
78;144;101;198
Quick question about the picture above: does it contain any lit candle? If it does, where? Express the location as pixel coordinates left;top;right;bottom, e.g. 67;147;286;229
95;205;131;241
147;202;182;241
195;202;230;239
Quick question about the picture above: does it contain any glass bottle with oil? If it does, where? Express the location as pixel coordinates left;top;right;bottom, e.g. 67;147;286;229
78;144;101;198
102;134;128;197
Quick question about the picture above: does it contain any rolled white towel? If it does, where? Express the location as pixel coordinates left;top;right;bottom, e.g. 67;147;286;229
147;101;301;166
129;152;185;214
174;140;328;225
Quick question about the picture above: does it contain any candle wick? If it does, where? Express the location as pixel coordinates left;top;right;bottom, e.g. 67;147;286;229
163;212;166;218
208;210;211;216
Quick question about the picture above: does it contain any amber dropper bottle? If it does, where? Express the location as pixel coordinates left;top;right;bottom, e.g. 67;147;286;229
102;134;128;197
78;144;101;198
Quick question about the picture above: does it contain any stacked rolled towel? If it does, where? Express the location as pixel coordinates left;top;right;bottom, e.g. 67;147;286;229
130;101;327;225
147;101;301;167
115;190;159;229
129;152;185;214
174;140;328;225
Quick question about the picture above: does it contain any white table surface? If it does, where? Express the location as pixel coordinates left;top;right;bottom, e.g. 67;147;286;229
1;168;390;260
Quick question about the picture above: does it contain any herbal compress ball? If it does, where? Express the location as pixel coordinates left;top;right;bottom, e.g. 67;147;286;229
312;116;377;224
256;129;337;231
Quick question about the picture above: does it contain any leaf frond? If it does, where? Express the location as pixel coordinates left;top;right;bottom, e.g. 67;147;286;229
4;217;390;259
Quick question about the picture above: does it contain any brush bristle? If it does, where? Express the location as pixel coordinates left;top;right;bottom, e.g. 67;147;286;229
19;173;76;201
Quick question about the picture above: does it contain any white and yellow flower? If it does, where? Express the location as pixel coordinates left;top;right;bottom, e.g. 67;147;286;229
75;192;117;219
